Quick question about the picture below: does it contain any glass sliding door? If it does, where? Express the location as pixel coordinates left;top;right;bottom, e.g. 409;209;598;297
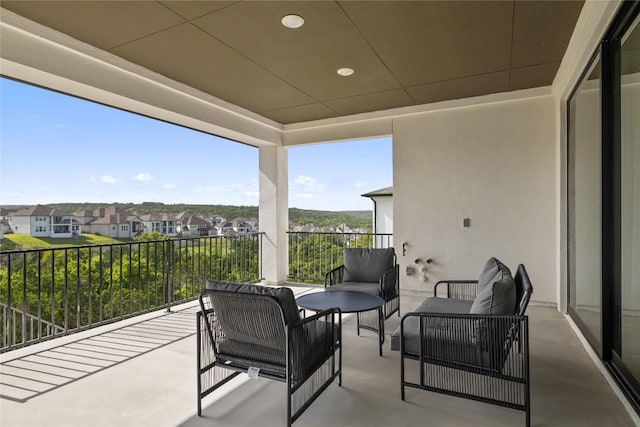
567;2;640;411
568;55;603;351
617;12;640;401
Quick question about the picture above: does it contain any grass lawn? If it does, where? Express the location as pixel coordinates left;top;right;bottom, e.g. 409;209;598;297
0;233;131;250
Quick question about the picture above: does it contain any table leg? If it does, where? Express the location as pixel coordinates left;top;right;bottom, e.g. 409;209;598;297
378;307;384;356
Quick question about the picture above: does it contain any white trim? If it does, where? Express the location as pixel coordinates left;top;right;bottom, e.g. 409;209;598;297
283;86;551;132
565;313;640;425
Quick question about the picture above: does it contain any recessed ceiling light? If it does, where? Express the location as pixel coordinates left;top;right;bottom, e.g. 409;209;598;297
281;14;304;29
337;67;354;77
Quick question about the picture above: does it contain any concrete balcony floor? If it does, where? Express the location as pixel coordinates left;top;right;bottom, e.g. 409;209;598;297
0;287;636;427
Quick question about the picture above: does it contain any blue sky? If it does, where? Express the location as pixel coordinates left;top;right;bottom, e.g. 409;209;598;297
0;78;391;211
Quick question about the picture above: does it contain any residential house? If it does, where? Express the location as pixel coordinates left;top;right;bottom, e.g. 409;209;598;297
87;207;143;238
216;221;235;237
231;218;253;235
8;204;80;238
139;213;178;237
177;213;213;237
72;209;97;225
209;214;225;227
0;207;12;238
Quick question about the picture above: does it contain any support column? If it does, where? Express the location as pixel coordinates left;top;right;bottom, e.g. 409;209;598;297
259;142;288;285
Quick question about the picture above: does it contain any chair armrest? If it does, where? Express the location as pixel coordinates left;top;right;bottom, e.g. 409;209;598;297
433;280;478;300
379;264;399;300
324;265;345;288
288;308;342;383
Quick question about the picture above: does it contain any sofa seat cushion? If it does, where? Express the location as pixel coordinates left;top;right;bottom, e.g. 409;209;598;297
217;339;286;374
343;248;395;283
218;319;338;383
326;281;381;296
390;297;473;351
469;261;516;315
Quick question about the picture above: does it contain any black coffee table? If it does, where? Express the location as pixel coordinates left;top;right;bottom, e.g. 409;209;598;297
296;291;385;356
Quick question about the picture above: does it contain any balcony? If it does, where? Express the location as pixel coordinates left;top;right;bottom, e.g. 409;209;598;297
1;1;639;421
0;288;634;426
1;233;638;425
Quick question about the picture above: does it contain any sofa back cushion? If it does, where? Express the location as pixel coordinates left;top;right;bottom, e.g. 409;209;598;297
477;257;510;292
343;248;395;283
470;259;516;315
205;280;300;324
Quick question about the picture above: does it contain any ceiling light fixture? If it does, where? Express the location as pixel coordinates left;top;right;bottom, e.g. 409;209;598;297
281;14;304;29
337;67;354;77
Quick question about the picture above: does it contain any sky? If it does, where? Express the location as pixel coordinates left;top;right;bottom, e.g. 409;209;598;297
0;77;392;211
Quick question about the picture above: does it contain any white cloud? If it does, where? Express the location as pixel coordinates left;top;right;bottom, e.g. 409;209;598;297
293;175;310;185
100;175;121;184
133;172;153;182
354;182;367;188
290;175;324;200
242;179;259;198
291;175;323;191
295;193;316;199
163;183;176;190
55;123;65;129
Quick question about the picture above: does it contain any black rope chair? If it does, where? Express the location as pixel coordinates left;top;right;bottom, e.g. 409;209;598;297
399;264;533;427
197;281;341;426
325;248;399;339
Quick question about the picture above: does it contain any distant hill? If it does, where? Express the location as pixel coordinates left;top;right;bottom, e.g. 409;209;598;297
3;203;372;230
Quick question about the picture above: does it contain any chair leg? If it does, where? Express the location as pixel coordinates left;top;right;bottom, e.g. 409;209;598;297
286;377;292;427
400;355;405;400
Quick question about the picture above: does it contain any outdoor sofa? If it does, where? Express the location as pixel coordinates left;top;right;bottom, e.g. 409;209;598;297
391;257;533;426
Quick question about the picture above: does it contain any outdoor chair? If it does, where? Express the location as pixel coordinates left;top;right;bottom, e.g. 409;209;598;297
393;259;533;426
197;281;341;426
325;248;399;337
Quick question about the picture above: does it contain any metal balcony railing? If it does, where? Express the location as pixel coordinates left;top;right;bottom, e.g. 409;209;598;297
0;233;263;352
287;232;393;284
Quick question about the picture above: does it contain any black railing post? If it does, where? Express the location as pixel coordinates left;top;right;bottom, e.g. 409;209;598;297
165;240;173;313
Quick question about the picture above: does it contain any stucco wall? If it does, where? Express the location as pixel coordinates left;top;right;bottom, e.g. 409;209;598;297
393;95;557;303
373;196;393;235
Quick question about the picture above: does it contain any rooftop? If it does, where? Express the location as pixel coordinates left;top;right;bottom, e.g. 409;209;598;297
0;289;635;427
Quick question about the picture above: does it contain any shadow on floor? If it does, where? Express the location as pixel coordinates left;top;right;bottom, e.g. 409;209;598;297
0;306;197;402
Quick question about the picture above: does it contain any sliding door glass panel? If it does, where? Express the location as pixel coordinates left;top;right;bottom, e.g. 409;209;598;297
620;15;640;382
569;55;602;347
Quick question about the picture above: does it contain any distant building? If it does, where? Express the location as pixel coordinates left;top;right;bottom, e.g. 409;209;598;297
0;207;13;238
362;186;393;247
209;214;225;227
139;213;179;237
9;204;81;238
177;213;213;237
232;218;253;235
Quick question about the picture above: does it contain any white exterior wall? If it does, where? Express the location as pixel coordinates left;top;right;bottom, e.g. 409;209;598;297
373;196;393;235
393;95;557;302
89;224;111;237
10;216;32;236
117;225;131;238
10;216;49;237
